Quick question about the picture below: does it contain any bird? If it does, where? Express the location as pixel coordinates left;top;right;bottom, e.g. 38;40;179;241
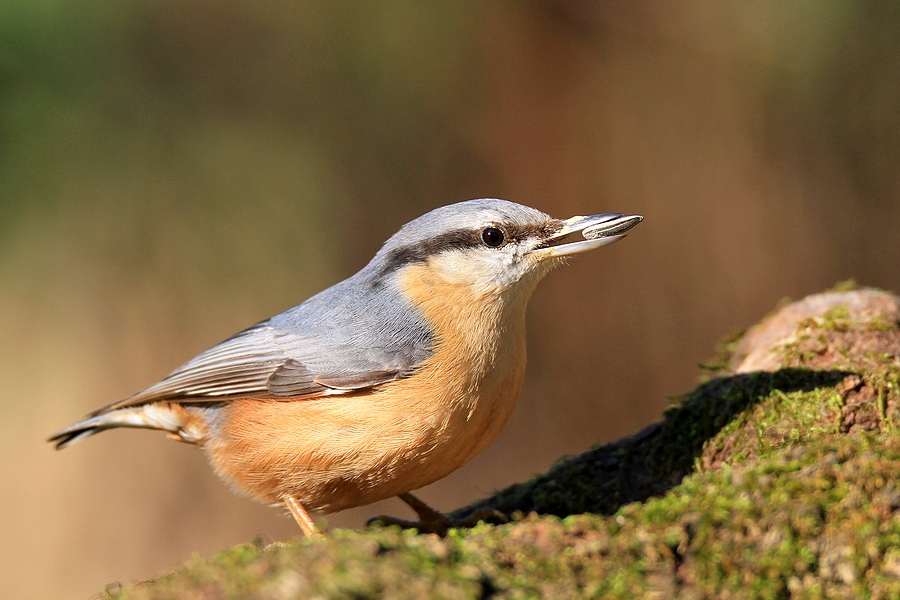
48;199;642;537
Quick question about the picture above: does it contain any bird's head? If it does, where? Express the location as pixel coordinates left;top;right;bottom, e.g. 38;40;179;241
369;199;642;297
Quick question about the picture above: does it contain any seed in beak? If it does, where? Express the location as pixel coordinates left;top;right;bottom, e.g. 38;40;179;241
582;215;643;240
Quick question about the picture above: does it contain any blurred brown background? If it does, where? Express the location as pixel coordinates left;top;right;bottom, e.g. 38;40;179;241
2;1;899;597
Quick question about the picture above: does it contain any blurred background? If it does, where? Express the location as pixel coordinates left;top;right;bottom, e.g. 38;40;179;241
2;1;899;597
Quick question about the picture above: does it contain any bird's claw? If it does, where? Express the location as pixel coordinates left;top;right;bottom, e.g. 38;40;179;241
452;508;509;528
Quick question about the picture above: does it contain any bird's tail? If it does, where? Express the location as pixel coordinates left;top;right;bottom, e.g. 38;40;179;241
48;404;197;449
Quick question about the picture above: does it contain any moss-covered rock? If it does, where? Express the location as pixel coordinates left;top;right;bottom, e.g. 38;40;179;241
107;289;900;599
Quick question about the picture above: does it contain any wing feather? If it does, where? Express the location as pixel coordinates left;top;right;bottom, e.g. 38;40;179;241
91;266;434;417
93;322;408;416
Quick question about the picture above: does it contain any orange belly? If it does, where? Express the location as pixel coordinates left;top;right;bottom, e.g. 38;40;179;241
200;360;523;512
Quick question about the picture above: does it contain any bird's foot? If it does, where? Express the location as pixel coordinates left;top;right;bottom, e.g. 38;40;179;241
366;492;508;536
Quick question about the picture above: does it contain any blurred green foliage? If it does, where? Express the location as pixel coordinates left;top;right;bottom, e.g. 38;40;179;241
0;1;488;273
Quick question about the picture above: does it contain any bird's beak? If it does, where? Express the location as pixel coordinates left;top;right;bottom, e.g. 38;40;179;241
532;213;643;258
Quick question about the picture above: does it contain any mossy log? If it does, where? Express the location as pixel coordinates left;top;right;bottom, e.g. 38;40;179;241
108;287;900;599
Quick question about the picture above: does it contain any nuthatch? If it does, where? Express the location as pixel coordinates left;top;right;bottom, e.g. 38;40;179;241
49;199;642;536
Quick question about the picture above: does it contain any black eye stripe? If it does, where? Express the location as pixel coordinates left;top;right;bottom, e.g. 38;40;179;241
380;229;481;276
378;220;557;278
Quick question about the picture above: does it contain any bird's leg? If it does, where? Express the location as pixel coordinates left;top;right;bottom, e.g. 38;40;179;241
285;496;323;537
367;492;508;536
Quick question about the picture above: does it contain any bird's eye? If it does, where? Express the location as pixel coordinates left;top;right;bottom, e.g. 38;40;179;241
481;227;505;248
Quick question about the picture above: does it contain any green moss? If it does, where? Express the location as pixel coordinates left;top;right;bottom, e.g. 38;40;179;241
701;378;851;470
803;302;898;334
817;304;852;330
697;328;745;376
829;278;860;293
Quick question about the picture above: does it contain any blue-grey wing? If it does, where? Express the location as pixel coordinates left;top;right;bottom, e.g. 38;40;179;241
94;273;433;414
127;323;344;403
